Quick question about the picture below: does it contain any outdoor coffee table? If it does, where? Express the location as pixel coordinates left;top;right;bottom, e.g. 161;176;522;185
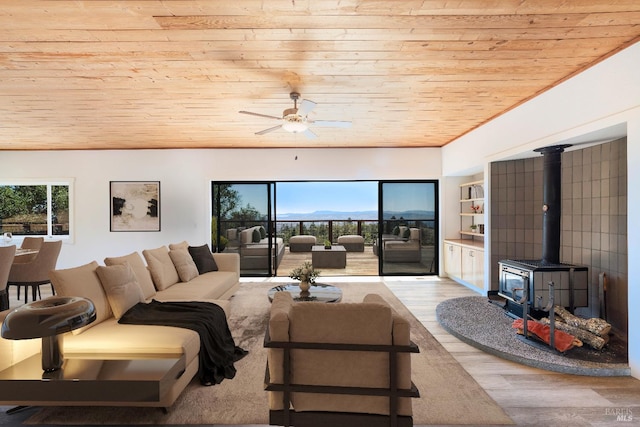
311;245;347;268
267;283;343;303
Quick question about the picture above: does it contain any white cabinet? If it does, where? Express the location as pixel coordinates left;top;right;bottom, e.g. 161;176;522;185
444;242;462;279
443;240;484;292
461;246;483;290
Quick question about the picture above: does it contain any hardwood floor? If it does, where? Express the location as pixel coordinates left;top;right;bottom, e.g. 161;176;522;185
4;277;639;426
384;277;640;427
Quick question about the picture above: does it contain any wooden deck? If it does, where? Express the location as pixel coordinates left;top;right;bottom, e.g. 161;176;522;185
276;245;436;277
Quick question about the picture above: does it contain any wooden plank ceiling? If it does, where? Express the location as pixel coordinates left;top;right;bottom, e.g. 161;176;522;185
0;1;638;150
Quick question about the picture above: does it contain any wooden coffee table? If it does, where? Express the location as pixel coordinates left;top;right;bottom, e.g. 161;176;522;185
268;283;342;303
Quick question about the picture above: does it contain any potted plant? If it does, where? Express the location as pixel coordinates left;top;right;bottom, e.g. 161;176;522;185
470;224;478;233
289;261;320;292
324;240;332;249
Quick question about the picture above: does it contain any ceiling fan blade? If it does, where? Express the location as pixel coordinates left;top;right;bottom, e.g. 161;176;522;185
256;125;282;135
298;99;317;116
239;111;282;120
303;128;318;139
310;120;352;128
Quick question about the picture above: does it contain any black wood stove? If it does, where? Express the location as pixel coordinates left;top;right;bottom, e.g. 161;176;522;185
498;145;589;320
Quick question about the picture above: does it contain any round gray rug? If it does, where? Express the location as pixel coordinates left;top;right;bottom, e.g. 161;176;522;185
436;296;630;376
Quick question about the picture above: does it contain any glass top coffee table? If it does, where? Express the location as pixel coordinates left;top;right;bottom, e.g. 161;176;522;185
267;283;342;303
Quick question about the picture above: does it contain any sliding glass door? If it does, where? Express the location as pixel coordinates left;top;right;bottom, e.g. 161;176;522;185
378;181;438;275
212;182;278;276
213;180;438;277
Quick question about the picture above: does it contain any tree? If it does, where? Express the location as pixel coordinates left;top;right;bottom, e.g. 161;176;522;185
213;184;240;219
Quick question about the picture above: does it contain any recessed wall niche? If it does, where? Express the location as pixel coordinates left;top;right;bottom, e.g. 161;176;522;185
490;138;627;336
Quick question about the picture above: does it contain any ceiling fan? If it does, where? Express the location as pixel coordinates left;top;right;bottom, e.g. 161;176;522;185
239;92;352;139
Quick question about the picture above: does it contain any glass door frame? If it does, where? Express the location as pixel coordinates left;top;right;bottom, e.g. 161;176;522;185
212;181;278;277
378;180;439;276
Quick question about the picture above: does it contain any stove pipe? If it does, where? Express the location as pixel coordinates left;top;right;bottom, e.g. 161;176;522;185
533;144;571;266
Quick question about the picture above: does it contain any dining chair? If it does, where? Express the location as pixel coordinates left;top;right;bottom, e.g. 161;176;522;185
12;236;45;268
0;245;17;311
8;240;62;304
20;236;44;250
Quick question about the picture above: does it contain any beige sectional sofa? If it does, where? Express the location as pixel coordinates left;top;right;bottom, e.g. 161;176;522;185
0;241;240;408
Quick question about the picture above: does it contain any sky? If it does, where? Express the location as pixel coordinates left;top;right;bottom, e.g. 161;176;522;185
227;181;434;215
276;181;378;214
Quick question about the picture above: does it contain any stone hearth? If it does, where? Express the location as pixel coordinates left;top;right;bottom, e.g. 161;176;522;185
436;296;629;376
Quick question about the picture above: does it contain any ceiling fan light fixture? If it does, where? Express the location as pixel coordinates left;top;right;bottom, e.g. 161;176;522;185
281;114;308;133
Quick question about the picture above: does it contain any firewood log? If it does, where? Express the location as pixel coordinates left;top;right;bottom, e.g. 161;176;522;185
512;319;582;352
553;306;611;337
540;317;608;350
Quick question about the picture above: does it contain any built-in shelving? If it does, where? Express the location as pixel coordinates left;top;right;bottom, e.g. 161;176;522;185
459;180;485;242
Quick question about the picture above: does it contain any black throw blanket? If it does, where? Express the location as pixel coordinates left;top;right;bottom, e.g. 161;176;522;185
119;300;248;386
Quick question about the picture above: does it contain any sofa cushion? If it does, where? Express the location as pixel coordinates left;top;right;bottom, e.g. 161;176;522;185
169;248;199;282
155;271;238;301
104;251;156;300
288;301;395;415
62;316;201;364
188;244;218;274
252;228;261;243
49;261;112;335
95;263;145;320
143;246;180;291
240;227;254;245
169;240;189;251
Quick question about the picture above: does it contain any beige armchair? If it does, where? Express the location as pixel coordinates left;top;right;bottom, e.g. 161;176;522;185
265;292;419;427
8;240;62;304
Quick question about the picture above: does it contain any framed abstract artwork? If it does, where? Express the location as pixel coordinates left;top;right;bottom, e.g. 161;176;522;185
110;181;160;232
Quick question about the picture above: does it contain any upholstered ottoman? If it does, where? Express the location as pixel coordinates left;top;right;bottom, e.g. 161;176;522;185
289;235;317;252
337;235;365;252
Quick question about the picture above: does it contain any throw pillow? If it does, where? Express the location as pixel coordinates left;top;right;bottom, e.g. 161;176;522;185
259;225;266;239
392;226;400;235
252;227;261;243
104;251;156;300
402;227;411;239
49;261;112;335
96;263;145;320
188;244;218;274
169;240;189;251
169;248;199;282
142;246;180;291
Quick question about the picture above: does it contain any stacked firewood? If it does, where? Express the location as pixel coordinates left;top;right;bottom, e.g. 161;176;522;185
540;306;611;350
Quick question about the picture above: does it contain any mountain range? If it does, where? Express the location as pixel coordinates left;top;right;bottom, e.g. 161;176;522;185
276;210;434;221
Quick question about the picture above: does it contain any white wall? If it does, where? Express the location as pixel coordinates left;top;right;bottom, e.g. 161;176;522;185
0;147;441;269
442;41;640;378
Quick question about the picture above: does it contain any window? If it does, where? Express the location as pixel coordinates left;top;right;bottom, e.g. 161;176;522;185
0;182;71;238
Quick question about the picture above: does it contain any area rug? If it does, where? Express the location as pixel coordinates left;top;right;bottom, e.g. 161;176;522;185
437;296;630;377
26;282;513;425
